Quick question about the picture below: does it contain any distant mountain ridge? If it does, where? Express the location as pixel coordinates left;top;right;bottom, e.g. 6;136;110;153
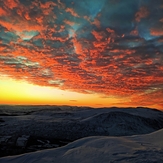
0;106;163;139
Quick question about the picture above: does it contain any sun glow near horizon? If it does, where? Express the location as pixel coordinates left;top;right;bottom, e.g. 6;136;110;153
0;76;123;107
0;76;162;110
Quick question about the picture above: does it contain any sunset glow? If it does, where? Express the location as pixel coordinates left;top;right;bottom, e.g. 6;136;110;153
0;0;163;109
0;76;126;107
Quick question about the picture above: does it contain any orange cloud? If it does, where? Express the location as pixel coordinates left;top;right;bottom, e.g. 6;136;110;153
130;28;139;36
135;6;149;22
4;0;19;9
0;13;44;33
64;20;75;26
39;1;57;15
0;7;7;15
92;30;105;41
40;1;57;9
150;28;163;36
72;38;83;55
65;8;79;17
91;18;101;28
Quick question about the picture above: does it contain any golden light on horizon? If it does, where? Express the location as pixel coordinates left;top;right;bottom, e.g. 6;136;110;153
0;76;124;107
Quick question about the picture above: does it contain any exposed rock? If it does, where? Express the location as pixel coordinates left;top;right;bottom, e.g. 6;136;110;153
0;135;71;157
0;118;5;123
16;135;29;148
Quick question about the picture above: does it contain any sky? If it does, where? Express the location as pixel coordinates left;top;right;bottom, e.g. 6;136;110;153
0;0;163;109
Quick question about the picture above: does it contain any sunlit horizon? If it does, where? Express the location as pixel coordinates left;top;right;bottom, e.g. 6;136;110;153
0;76;162;110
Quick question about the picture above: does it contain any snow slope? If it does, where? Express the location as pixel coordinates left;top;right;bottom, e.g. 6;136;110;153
0;128;163;163
1;107;163;140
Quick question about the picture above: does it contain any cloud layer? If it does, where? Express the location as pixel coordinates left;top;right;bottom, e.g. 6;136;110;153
0;0;163;107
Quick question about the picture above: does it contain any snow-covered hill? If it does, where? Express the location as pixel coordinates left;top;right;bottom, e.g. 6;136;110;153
0;128;163;163
0;106;163;158
1;106;163;140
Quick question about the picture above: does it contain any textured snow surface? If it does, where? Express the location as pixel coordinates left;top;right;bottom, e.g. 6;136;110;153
1;106;163;140
0;106;163;162
0;129;163;163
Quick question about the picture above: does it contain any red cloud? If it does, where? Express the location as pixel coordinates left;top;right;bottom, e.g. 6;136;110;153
72;37;83;55
130;28;139;36
65;8;79;17
91;18;101;28
4;0;19;9
150;28;163;36
0;7;7;15
92;30;105;41
135;6;149;22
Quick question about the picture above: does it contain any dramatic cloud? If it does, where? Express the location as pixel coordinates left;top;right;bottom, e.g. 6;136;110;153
0;0;163;108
